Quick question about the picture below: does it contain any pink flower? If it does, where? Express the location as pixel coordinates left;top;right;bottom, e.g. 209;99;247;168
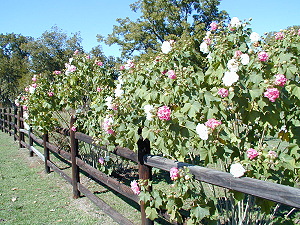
274;74;287;86
98;157;105;165
32;76;37;82
157;106;171;121
204;38;212;45
205;118;222;130
119;65;125;70
71;126;77;132
106;129;115;135
210;22;218;31
86;55;90;59
96;61;103;66
267;150;278;159
167;70;176;79
23;105;28;110
130;180;140;195
73;50;79;55
170;167;180;180
25;87;29;92
53;70;61;75
247;148;259;160
258;51;269;62
48;92;54;97
97;87;102;92
66;64;77;72
234;50;243;58
275;32;284;40
32;83;37;88
264;88;280;102
218;88;229;98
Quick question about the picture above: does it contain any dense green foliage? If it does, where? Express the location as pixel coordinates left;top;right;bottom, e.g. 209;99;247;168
20;18;300;223
0;33;31;106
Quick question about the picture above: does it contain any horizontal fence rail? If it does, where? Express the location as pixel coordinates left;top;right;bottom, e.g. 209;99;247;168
0;107;299;225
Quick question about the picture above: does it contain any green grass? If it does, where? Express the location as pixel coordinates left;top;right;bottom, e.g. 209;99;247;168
0;131;118;225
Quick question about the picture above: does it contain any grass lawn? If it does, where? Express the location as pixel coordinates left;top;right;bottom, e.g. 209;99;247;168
0;131;118;225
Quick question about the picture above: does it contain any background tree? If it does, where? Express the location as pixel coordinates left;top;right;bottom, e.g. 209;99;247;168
23;26;83;76
100;0;228;57
0;33;31;106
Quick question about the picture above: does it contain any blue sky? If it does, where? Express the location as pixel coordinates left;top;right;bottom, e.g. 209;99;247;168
1;0;299;57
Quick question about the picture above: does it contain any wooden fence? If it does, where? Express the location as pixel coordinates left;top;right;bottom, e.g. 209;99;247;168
0;106;299;224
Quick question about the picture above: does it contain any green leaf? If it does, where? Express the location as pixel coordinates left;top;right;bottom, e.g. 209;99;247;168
190;206;210;220
145;207;158;220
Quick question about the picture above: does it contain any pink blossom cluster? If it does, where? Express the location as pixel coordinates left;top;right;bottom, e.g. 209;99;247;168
210;22;218;31
71;126;77;132
65;63;77;72
32;75;37;82
53;70;61;75
267;150;278;159
234;50;243;58
274;74;287;86
218;88;229;98
130;180;140;195
48;92;54;97
170;167;180;180
96;61;103;66
98;157;105;165
247;148;259;160
96;87;102;92
102;116;114;134
264;88;280;102
205;118;222;130
258;51;269;62
167;70;176;79
157;106;171;121
275;32;284;40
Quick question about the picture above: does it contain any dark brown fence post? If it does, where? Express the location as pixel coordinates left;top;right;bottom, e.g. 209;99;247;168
13;106;18;141
70;115;80;199
8;108;12;135
137;132;154;225
3;108;7;133
43;131;50;173
18;106;24;148
0;108;3;132
29;127;34;157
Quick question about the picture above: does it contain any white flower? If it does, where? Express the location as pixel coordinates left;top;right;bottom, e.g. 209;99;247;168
222;71;239;86
23;112;29;120
250;32;260;42
240;54;250;65
230;17;241;27
115;84;123;97
227;58;239;72
230;163;246;178
29;86;36;94
105;96;113;109
200;42;209;54
144;104;154;120
124;60;135;70
161;41;172;54
196;124;209;140
24;121;30;130
207;52;212;60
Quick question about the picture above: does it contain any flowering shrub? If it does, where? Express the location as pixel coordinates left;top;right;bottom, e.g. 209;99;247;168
21;17;300;224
